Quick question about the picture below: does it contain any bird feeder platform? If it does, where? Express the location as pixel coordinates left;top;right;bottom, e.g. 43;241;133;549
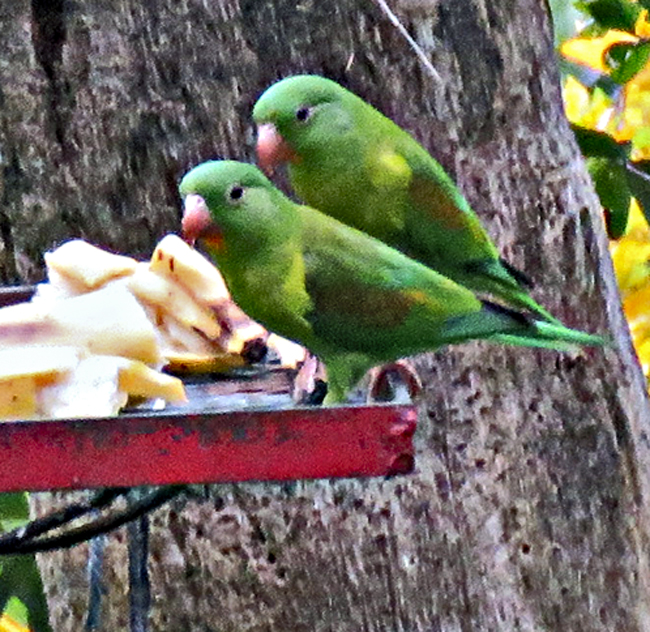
0;286;417;493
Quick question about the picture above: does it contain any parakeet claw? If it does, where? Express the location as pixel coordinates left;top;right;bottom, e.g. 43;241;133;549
292;352;328;405
367;360;422;403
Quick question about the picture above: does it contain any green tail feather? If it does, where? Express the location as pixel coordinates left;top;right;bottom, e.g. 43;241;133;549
443;303;609;350
530;321;609;347
488;333;576;351
507;291;565;326
464;259;563;325
488;332;608;351
490;317;609;350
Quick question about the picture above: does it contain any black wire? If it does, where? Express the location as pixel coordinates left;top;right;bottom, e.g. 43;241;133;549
0;487;128;555
85;532;107;631
128;515;151;632
0;486;184;555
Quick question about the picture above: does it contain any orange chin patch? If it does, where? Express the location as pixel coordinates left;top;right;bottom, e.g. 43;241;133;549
202;229;225;252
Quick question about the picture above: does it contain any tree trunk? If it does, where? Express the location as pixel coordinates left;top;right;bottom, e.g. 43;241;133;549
3;0;650;629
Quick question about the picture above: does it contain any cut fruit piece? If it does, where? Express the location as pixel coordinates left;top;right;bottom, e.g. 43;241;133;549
45;239;138;291
150;234;229;305
0;376;38;420
127;264;222;340
38;355;186;419
117;358;187;403
0;345;80;383
0;345;81;420
165;351;246;374
0;284;161;365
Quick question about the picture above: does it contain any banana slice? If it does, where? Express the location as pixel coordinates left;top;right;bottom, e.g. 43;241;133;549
126;263;222;340
0;284;161;366
150;234;229;306
45;239;138;291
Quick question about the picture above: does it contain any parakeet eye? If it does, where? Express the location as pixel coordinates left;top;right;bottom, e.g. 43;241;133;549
228;185;245;202
295;106;313;122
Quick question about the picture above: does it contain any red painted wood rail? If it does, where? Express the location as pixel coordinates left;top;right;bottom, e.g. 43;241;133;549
0;405;416;492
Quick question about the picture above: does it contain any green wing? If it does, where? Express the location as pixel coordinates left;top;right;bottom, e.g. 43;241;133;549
299;208;503;361
403;152;560;323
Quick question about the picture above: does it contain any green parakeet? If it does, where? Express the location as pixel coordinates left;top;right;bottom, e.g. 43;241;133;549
252;74;561;324
180;160;604;404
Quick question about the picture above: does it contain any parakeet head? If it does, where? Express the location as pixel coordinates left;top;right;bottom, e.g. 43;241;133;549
253;75;358;174
180;160;292;254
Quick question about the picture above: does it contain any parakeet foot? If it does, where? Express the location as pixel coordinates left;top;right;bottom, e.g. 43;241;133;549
367;360;422;403
292;353;328;405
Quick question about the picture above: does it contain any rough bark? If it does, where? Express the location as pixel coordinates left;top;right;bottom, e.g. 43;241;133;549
2;0;650;630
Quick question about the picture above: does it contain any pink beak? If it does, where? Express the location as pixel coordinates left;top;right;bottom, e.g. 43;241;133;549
182;194;222;249
256;123;300;175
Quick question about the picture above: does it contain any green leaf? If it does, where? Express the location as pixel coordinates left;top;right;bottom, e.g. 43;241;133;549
605;41;650;84
579;21;613;37
572;125;631;161
633;127;650;152
0;494;51;631
586;156;631;237
4;596;30;627
0;493;29;530
0;556;52;632
576;0;641;32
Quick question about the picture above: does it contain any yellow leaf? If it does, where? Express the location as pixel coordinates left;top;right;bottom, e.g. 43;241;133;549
562;31;638;72
563;76;592;123
635;9;650;38
562;77;613;128
632;126;650;159
612;239;650;296
626;64;650;95
623;282;650;320
622;71;650;152
622;199;650;242
0;614;30;632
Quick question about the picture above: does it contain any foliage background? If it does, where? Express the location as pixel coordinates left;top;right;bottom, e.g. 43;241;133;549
557;0;650;380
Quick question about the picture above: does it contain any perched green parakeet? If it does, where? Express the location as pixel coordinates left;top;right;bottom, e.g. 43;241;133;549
252;74;561;324
180;160;604;404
